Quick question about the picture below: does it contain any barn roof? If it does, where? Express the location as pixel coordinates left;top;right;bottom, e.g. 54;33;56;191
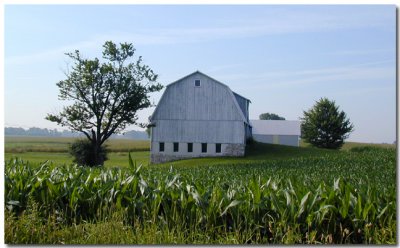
167;71;251;102
151;71;251;124
250;120;301;136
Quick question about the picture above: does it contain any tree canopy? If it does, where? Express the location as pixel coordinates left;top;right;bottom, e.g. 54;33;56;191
46;41;163;165
301;98;354;149
259;112;285;120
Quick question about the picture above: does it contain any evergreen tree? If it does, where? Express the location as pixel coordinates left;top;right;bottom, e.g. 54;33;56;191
301;98;354;149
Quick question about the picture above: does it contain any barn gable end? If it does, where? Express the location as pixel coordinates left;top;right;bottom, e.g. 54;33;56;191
151;71;249;123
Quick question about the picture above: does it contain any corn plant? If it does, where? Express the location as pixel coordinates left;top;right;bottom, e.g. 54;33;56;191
5;148;396;244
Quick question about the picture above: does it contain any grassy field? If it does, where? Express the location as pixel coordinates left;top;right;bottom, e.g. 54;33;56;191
4;136;397;244
4;136;395;168
5;136;150;153
5;136;151;167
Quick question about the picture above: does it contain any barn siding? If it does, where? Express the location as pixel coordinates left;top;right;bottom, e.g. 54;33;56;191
150;142;245;163
151;142;243;156
152;120;245;144
233;92;249;123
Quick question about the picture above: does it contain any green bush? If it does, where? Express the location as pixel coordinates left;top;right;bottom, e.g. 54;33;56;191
69;140;108;167
301;98;354;149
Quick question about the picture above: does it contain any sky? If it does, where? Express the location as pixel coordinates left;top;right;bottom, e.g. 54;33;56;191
4;4;397;143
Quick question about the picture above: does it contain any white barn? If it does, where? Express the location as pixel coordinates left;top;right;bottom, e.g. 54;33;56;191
149;71;252;164
250;120;301;147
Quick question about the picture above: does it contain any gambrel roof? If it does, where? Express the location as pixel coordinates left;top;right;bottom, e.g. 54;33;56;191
150;71;250;124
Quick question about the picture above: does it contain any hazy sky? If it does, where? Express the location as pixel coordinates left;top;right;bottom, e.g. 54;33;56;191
4;5;396;143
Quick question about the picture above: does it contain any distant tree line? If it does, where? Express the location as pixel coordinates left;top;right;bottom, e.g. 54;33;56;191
4;127;149;140
5;127;80;137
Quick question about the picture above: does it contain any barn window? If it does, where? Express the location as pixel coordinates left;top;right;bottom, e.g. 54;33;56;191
187;143;193;153
216;143;221;153
201;143;207;153
159;142;164;152
194;79;201;87
173;142;179;152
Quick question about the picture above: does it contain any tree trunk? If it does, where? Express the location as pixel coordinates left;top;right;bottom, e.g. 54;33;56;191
92;140;104;166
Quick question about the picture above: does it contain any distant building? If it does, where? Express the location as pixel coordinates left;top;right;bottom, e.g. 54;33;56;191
250;120;301;147
149;71;251;164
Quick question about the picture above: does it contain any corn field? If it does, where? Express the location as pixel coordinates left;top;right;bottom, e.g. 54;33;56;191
5;147;396;244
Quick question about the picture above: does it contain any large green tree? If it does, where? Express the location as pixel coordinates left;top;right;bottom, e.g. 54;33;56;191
46;41;163;166
301;98;354;149
259;112;285;120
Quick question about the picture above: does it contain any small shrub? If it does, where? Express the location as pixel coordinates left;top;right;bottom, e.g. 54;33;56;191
69;139;108;167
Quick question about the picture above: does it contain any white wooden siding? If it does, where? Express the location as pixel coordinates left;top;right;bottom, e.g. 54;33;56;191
153;120;245;143
151;142;230;156
233;92;249;123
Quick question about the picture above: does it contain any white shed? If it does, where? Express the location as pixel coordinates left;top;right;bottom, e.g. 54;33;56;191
250;120;301;147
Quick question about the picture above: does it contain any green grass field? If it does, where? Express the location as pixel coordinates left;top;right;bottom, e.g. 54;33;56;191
4;136;395;168
5;136;151;167
4;136;397;244
5;136;150;153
